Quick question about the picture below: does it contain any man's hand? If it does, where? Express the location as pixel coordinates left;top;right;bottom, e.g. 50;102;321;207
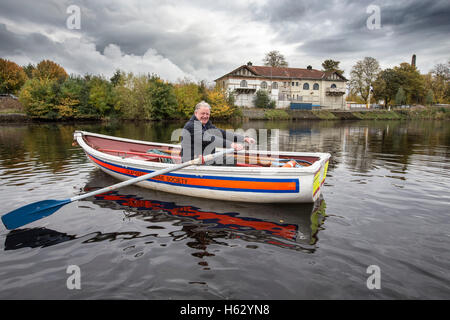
231;143;244;151
244;137;256;144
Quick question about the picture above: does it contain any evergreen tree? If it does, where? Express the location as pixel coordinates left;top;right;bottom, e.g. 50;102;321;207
322;59;344;75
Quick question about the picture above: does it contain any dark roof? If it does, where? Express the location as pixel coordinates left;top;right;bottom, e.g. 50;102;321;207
215;65;347;81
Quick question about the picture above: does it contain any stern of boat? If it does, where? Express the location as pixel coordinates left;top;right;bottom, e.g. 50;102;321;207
312;154;330;202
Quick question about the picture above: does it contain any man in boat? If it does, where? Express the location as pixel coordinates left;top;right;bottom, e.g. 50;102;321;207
180;101;255;164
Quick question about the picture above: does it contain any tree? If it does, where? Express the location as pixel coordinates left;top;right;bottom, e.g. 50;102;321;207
263;51;288;67
32;60;68;82
322;59;344;75
373;68;402;108
425;89;434;106
395;87;406;105
22;63;35;79
431;62;450;80
88;76;117;117
426;61;450;104
197;80;209;101
207;86;236;119
173;79;202;118
0;58;27;94
59;75;97;119
19;78;59;118
110;69;124;87
392;63;424;105
253;89;275;109
349;57;381;102
114;73;151;119
147;75;178;120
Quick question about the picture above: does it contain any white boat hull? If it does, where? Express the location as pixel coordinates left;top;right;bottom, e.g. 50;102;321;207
75;131;330;203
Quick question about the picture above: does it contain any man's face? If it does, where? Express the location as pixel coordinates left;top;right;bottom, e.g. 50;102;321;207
195;106;210;125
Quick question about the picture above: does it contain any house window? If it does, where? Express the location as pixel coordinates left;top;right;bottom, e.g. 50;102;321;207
296;82;299;86
331;84;337;88
292;82;295;86
272;82;278;89
303;83;309;90
313;83;319;90
261;81;267;89
240;80;247;87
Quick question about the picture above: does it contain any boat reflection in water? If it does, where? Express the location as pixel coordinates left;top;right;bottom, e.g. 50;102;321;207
4;173;327;253
83;170;328;253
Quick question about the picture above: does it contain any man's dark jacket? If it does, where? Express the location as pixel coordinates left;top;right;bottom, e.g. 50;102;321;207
180;115;245;162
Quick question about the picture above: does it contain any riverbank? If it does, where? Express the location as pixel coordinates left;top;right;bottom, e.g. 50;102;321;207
242;106;450;121
1;106;449;123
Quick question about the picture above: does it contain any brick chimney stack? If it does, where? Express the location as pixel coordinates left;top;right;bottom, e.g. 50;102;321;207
411;54;416;67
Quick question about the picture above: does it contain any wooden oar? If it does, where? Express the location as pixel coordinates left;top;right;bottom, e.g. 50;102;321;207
233;154;312;166
166;148;312;166
1;148;235;230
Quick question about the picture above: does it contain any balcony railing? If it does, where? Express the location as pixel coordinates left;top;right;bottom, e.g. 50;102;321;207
326;87;346;96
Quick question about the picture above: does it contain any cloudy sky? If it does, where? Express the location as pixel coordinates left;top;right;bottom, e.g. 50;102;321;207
1;0;449;84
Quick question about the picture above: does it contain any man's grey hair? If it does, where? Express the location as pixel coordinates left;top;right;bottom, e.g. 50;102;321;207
195;101;211;111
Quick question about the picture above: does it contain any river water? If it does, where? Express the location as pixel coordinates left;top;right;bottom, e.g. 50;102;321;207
0;120;448;300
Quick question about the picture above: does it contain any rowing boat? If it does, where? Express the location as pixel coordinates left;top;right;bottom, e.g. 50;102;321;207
74;130;331;203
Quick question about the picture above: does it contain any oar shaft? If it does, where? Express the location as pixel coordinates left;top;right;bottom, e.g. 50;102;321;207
70;148;234;202
1;148;234;230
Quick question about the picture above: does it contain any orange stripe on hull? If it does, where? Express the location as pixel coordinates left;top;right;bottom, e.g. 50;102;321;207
88;154;299;193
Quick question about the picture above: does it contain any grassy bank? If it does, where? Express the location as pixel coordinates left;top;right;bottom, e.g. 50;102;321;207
243;107;450;121
2;100;449;122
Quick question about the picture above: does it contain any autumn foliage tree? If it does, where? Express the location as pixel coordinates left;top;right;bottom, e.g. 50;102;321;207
207;86;236;119
0;58;27;94
173;79;202;118
423;61;450;104
19;78;60;118
32;60;68;82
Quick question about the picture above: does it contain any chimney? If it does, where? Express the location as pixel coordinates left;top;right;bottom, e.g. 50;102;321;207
307;65;312;70
247;61;253;66
411;54;416;67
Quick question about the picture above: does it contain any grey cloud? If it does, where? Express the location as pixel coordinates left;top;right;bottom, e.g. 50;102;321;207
0;0;69;27
0;0;448;79
0;23;63;59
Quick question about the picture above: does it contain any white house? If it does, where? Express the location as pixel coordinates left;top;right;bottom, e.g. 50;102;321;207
214;62;347;109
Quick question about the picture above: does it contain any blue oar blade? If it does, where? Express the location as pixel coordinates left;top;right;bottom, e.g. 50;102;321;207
1;199;71;230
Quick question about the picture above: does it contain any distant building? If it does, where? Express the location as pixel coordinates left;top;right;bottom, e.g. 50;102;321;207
215;62;347;109
411;54;416;67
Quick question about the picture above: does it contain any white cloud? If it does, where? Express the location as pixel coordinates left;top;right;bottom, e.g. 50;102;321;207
63;39;189;81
